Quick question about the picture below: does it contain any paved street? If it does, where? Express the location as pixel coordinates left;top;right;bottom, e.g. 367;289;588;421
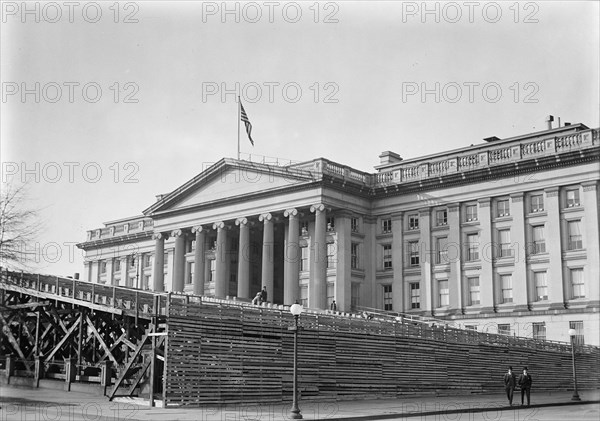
1;383;598;421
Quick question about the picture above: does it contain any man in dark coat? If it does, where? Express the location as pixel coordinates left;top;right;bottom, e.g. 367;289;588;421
518;367;533;406
260;286;268;303
503;366;516;405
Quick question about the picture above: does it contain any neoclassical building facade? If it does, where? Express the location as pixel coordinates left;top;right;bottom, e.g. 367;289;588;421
78;123;600;345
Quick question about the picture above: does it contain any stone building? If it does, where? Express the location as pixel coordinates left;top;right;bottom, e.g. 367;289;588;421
78;122;600;345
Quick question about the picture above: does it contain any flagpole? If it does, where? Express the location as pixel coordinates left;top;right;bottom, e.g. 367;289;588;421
237;96;241;160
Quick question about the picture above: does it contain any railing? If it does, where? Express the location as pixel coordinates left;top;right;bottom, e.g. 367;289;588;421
0;268;168;319
239;152;300;167
87;218;154;241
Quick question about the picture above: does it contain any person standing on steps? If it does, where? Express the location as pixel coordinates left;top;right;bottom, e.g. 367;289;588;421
518;367;533;406
503;366;516;406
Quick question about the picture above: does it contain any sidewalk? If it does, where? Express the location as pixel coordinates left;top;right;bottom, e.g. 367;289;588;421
1;383;598;421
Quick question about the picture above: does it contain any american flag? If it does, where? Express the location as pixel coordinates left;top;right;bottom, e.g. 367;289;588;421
239;100;254;146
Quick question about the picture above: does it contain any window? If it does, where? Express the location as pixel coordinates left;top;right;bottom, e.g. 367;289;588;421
327;243;336;269
531;225;546;254
300;221;309;236
497;199;510;217
498;229;512;257
531;194;544;213
466;233;479;261
383;244;392;269
351;217;359;233
327;282;335;309
126;276;134;288
436;210;447;226
300;247;309;272
498;324;511;336
500;275;513;303
468;277;480;305
571;268;585;298
569;321;584;345
532;322;546;340
163;252;169;267
410;283;420;309
300;286;308;307
383;285;393;311
351;283;360;311
567;220;583;250
566;189;580;207
99;260;107;274
382;218;392;234
534;271;547;301
408;214;419;230
436;237;448;264
113;258;121;272
186;262;194;285
130;256;136;268
465;205;478;222
142;275;150;290
408;241;420;266
438;280;449;307
209;259;216;282
327;217;335;232
351;243;359;269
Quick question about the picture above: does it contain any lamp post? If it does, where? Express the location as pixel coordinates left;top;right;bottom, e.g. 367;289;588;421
568;328;581;401
289;303;303;419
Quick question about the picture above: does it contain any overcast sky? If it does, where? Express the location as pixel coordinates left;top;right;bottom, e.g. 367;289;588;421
1;0;599;277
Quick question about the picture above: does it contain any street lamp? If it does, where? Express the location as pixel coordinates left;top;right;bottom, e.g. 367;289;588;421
289;303;303;419
568;328;581;401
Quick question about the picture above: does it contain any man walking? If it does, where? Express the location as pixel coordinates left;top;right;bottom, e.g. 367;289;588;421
518;367;533;406
503;366;516;406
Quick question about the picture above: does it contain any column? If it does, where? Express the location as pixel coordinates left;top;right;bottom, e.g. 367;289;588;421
236;218;251;299
478;198;494;313
391;212;404;313
582;182;599;306
152;233;165;292
419;208;433;313
335;211;352;312
213;222;227;298
259;213;274;302
171;229;185;293
106;259;114;286
545;187;564;309
510;193;528;310
447;204;461;313
284;209;301;305
192;226;206;296
310;204;327;310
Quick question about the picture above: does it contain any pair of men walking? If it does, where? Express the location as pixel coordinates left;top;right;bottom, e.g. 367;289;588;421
504;366;533;406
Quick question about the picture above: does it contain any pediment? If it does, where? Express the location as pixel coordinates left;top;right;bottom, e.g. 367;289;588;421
144;160;314;215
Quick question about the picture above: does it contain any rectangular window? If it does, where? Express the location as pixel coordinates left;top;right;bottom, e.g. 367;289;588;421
186;262;194;285
436;210;447;226
300;286;308;307
113;258;121;272
382;218;392;234
569;321;584;345
327;217;335;232
498;229;512;257
466;205;478;222
468;277;480;305
327;243;336;269
408;214;419;230
209;259;216;283
566;189;580;207
438;280;449;307
351;217;359;233
436;237;448;264
142;275;150;290
143;254;152;268
351;243;359;269
409;241;420;266
300;247;309;272
383;244;392;269
163;252;169;267
126;276;134;288
532;225;546;254
466;233;479;261
531;194;544;213
99;260;107;274
300;221;309;236
571;268;585;298
327;282;335;309
498;324;511;336
501;275;513;303
534;271;548;301
351;283;360;311
410;283;420;309
532;322;546;340
567;220;583;250
497;199;510;217
383;285;393;311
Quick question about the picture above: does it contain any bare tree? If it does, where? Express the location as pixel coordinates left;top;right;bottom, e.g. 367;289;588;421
0;182;40;269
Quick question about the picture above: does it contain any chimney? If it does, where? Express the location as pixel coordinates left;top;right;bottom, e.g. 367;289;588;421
545;115;554;130
379;151;403;165
564;122;571;126
74;273;80;280
484;136;500;143
156;194;164;202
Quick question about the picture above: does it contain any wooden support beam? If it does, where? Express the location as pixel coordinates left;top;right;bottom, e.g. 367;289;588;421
108;329;151;400
0;301;50;310
126;359;151;397
0;313;32;373
85;315;119;367
43;315;81;362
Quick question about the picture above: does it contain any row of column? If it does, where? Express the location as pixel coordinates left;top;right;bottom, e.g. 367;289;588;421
151;205;330;308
